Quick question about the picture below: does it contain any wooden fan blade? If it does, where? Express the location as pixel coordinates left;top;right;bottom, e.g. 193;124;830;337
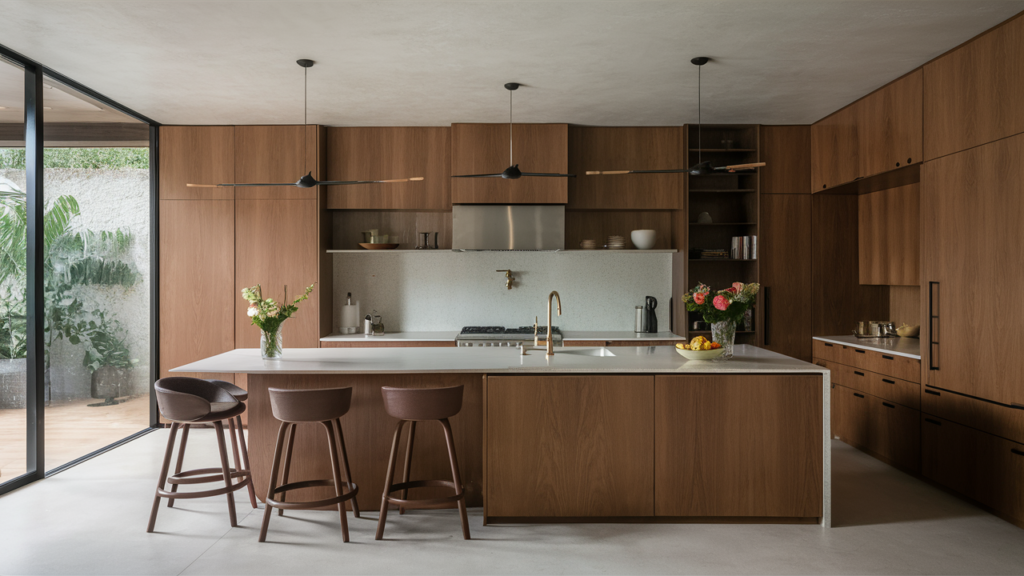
586;170;631;175
217;183;298;187
380;176;424;183
451;173;504;178
717;162;766;171
521;172;577;178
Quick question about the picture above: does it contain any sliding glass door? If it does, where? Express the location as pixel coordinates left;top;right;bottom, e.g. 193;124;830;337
0;56;28;484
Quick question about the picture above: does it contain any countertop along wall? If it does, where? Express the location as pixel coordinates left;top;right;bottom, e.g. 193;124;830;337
332;251;673;332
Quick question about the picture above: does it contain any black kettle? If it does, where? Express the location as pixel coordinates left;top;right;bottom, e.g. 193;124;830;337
642;296;658;333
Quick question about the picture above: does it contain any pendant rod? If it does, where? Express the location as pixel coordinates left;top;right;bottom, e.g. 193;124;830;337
509;87;513;166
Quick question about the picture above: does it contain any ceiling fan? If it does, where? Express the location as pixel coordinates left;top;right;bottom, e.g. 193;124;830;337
586;57;765;177
451;83;575;180
188;59;423;189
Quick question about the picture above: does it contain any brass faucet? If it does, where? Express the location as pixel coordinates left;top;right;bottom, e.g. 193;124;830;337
535;291;561;356
496;269;515;290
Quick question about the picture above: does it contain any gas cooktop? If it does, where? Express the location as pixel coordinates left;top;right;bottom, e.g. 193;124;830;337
456;326;562;347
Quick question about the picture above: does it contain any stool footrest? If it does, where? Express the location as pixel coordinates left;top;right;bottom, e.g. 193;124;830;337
156;477;249;500
267;479;358;511
168;467;249;485
385;479;464;510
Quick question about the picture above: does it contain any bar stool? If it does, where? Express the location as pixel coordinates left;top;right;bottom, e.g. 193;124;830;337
165;379;258;510
376;385;470;540
147;377;256;533
259;387;360;543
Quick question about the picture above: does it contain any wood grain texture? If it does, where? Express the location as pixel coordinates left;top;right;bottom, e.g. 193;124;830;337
858;184;920;286
922;415;1024;527
858;69;923;177
811;105;859;191
759;194;813;361
833;384;871;449
567;126;683;209
235;199;320;349
247;373;483;509
924;13;1024;160
159;126;234;200
811;194;889;336
564;210;673;250
315;126;333;339
654;374;823;518
320;341;456;348
159;199;235;379
485;375;654;517
922;386;1024;446
325;127;451;210
889;286;921;327
330;210;452;250
451;123;568;204
760;126;810;195
234;125;314;200
920;133;1024;404
827;361;920;410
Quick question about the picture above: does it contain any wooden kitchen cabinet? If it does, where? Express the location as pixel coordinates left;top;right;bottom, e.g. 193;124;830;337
485;375;654;517
760;126;810;195
857;70;923;177
159;126;234;200
924;14;1024;160
811;105;859;191
759;193;812;360
567;126;683;209
654;375;822;518
834;384;919;473
325;127;451;210
829;361;920;411
922;415;1024;527
451;123;568;204
858;183;920;286
234;125;318;200
922;386;1024;446
921;133;1024;404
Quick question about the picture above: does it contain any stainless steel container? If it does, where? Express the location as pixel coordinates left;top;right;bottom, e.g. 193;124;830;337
635;306;644;333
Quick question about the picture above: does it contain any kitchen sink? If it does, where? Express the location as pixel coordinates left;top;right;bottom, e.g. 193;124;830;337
558;347;617;357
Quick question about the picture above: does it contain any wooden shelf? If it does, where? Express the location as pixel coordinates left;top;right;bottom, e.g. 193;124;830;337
689;189;756;193
690;222;756;226
688;148;757;152
688;258;758;263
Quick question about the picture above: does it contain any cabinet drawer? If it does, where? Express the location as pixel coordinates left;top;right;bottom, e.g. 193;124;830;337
834;384;920;473
829;362;919;410
922;386;1024;445
846;347;921;383
922;415;1024;524
813;340;853;364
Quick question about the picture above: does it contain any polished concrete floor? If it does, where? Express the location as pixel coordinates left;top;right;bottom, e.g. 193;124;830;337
1;429;1023;576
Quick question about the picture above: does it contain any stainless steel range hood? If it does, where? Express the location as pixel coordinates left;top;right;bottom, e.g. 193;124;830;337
452;205;564;251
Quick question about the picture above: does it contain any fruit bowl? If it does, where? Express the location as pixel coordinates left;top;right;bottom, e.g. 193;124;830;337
676;347;726;361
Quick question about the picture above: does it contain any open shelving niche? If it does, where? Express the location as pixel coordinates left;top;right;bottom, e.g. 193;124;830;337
684;124;761;344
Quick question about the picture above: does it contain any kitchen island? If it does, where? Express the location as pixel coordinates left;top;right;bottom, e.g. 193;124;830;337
173;345;832;527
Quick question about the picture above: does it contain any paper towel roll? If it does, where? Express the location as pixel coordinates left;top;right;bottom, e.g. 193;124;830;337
341;301;360;334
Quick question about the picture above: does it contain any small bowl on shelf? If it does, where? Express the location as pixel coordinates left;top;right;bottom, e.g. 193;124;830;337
675;347;726;361
630;229;657;250
359;243;400;250
896;324;920;338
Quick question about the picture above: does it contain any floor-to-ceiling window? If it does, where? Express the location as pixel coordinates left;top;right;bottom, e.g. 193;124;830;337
0;56;28;483
0;46;157;493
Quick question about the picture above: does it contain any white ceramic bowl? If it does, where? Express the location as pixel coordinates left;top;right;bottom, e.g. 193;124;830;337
630;229;657;250
676;347;726;361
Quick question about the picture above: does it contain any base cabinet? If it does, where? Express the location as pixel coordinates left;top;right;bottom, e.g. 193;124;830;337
654;375;823;518
831;384;920;473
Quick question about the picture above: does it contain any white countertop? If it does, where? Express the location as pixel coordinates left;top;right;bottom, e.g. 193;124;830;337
321;331;459;342
813;335;921;360
173;344;828;375
562;331;685;341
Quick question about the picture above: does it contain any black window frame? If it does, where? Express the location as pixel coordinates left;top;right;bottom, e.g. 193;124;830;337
0;43;161;496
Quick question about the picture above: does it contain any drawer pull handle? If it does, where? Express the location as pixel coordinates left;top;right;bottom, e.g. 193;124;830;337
824;343;834;347
929;281;940;371
882;355;894;360
1012;448;1024;457
855;349;866;354
925;389;941;396
925;418;942;426
1011;403;1024;410
882;402;895;409
854;393;865;399
854;371;865;376
882;378;895;384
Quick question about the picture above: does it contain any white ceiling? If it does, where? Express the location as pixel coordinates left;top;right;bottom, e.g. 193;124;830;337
2;0;1023;127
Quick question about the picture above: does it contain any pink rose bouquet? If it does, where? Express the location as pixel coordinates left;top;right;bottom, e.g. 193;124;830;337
682;281;760;324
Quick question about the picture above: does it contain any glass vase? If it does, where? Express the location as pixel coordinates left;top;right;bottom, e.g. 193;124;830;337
261;329;283;360
711;319;737;360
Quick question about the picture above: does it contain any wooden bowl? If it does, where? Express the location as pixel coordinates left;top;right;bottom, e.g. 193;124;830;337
896;325;920;338
676;347;726;361
359;243;400;250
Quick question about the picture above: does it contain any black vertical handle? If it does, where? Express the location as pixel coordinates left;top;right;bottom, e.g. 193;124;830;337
929;281;940;371
763;286;770;346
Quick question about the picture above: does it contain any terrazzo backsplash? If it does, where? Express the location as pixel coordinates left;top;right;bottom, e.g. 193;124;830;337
332;251;673;332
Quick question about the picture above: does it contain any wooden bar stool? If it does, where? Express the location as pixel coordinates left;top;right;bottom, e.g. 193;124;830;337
259;387;360;543
147;377;256;533
376;385;470;540
166;379;258;510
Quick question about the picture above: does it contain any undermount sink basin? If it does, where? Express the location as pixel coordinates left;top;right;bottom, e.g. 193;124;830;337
558;347;617;357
